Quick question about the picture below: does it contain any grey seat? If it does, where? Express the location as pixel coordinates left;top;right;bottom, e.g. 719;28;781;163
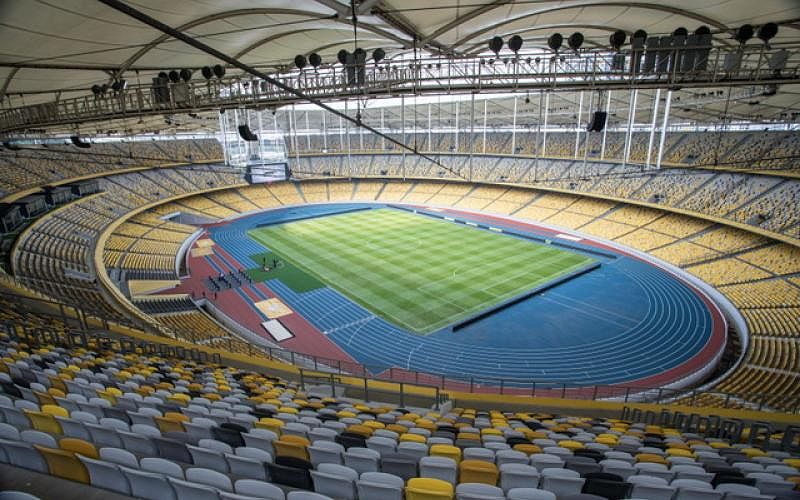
120;466;177;500
19;430;56;448
140;457;184;478
380;453;418;481
308;440;345;467
0;491;41;500
628;474;676;500
0;439;47;473
78;455;132;495
672;478;724;500
716;483;773;500
234;479;286;500
496;449;529;467
188;444;230;472
0;423;19;440
55;417;91;441
500;463;541;493
366;436;397;457
506;488;557;500
85;423;122;448
186;467;234;492
343;446;380;475
286;492;334;500
310;463;359;500
356;471;405;500
455;482;505;500
420;456;458;485
242;429;277;456
168;476;221;500
118;430;157;455
540;467;585;498
99;447;139;468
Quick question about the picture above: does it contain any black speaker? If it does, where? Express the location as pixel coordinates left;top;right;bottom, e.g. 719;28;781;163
70;136;91;148
237;125;258;142
586;111;607;132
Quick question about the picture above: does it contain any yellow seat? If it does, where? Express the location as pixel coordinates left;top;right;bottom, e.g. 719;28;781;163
741;448;767;458
430;444;462;464
784;458;800;468
273;437;310;461
41;404;69;418
255;418;284;434
595;436;618;446
459;459;499;485
559;440;584;451
709;442;731;449
406;477;454;500
346;425;374;437
513;444;542;456
457;433;481;441
154;416;186;433
480;428;502;436
35;391;58;407
666;448;695;458
35;445;89;484
636;453;667;465
363;420;385;430
59;438;99;459
277;406;298;414
666;442;691;450
387;424;409;435
399;433;426;444
24;410;62;434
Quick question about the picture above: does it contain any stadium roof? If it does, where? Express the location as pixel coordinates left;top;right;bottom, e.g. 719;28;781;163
1;0;799;131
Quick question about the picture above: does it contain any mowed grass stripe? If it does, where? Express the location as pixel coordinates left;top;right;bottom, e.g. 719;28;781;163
249;209;596;333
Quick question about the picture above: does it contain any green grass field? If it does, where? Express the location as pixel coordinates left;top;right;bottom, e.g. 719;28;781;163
247;208;596;334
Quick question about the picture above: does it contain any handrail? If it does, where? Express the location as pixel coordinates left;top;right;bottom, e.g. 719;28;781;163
2;42;799;133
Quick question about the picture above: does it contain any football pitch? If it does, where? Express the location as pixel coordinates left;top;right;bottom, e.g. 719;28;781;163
247;208;596;334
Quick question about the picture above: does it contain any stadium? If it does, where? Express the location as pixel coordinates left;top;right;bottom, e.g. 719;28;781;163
0;0;798;499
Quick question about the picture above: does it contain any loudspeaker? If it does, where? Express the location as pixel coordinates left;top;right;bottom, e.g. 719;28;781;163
237;125;259;142
586;111;607;132
70;136;91;148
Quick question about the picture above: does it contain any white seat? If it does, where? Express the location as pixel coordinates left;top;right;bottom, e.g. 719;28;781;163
309;427;338;443
20;430;56;448
506;487;557;500
234;479;286;500
118;430;158;455
99;447;139;468
121;466;177;500
356;471;404;500
397;441;428;461
672;478;724;500
242;429;276;456
539;467;585;498
628;474;676;500
635;461;675;482
343;446;380;475
366;436;396;457
85;423;122;448
168;477;221;500
140;457;184;478
78;455;132;495
600;458;636;480
746;472;796;496
455;482;505;500
310;463;359;500
188;444;230;472
286;492;334;500
55;417;90;440
672;464;714;482
715;483;774;500
186;467;234;492
500;463;541;493
463;447;495;463
420;455;458;485
308;440;345;467
530;453;564;472
496;449;529;467
0;440;47;473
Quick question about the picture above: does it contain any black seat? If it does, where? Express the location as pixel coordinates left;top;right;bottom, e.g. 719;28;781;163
581;473;631;500
506;437;532;447
712;474;756;488
213;423;246;448
380;453;418;481
267;456;313;489
335;432;367;449
573;449;604;462
152;436;192;464
1;381;22;399
565;456;603;476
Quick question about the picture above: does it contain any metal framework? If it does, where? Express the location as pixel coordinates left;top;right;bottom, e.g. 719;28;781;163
1;41;798;134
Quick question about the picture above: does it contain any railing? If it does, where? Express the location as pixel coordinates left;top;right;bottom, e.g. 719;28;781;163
2;42;799;133
2;282;798;414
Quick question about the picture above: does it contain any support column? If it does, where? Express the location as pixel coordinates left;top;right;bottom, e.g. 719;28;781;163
454;100;459;152
511;95;518;155
427;103;432;151
380;108;385;150
344;100;352;176
322;110;327;151
469;92;475;181
482;99;488;154
401;94;406;177
656;90;672;169
542;93;550;157
600;91;611;160
305;111;311;150
534;91;544;179
623;89;638;167
219;110;229;165
646;89;662;168
574;91;584;159
292;104;300;164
